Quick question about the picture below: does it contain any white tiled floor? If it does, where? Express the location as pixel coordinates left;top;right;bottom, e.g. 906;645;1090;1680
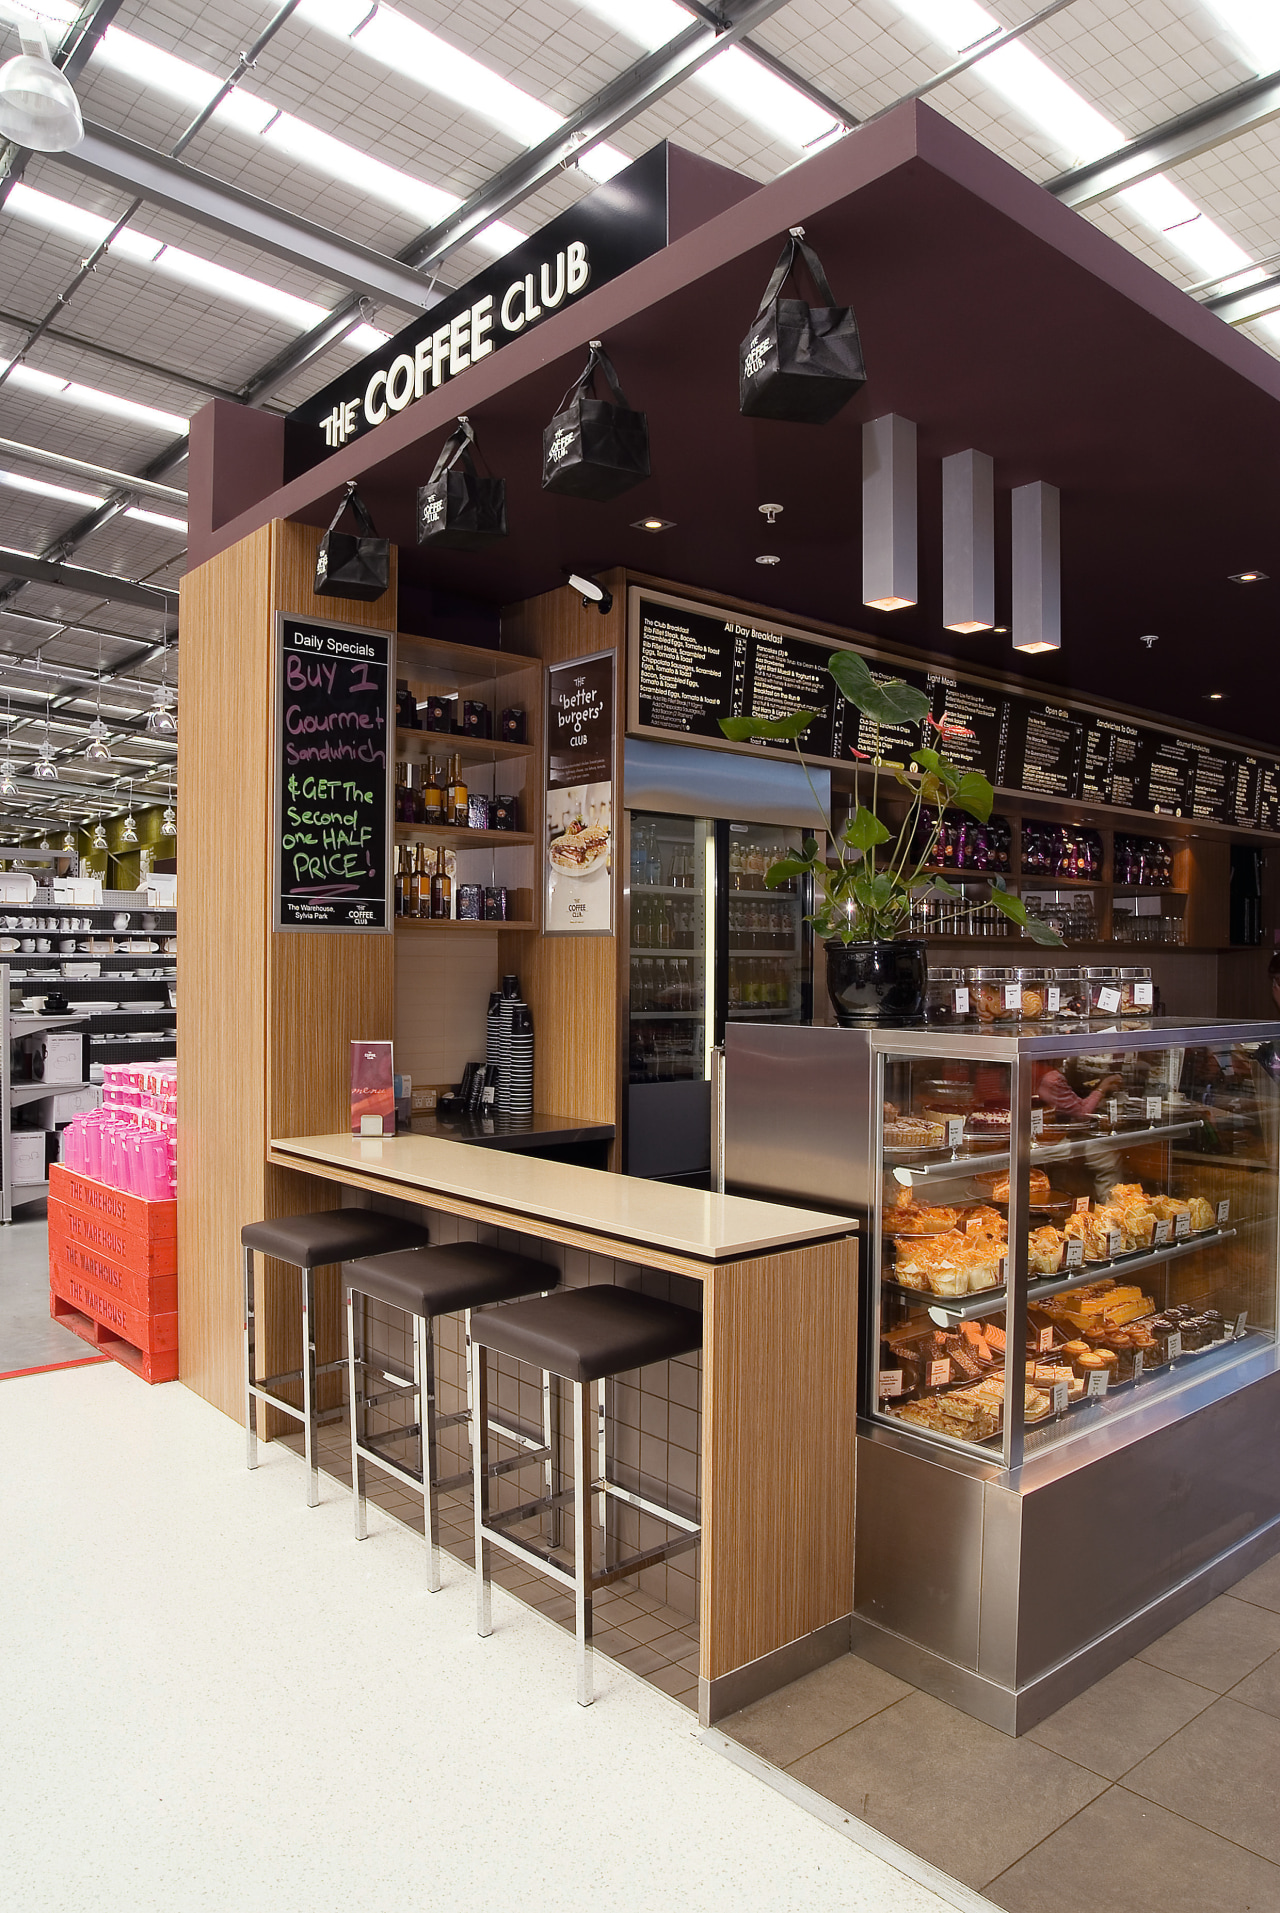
0;1204;104;1375
0;1360;964;1912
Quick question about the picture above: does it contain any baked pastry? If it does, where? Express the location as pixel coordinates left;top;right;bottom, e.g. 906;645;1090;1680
1187;1195;1216;1232
1148;1195;1191;1224
884;1116;945;1150
989;1168;1052;1204
1027;1226;1066;1275
891;1396;1000;1442
883;1194;960;1236
968;1107;1012;1130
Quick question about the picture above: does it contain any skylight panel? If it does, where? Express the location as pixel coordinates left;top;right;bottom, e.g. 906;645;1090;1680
0;469;102;509
1199;2;1280;73
0;362;189;435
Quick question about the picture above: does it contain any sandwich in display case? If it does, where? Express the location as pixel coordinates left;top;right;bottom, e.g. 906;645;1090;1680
724;1017;1280;1732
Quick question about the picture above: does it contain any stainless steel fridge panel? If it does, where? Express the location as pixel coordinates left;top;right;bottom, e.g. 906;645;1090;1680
854;1434;986;1670
624;737;831;828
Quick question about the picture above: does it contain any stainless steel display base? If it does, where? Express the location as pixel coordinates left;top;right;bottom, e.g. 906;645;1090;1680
851;1351;1280;1734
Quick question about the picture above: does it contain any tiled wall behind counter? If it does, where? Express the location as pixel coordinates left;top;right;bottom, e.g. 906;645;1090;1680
352;1192;703;1622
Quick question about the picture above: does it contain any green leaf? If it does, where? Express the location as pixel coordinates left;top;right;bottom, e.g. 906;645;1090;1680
927;877;964;898
828;649;930;728
987;889;1066;947
842;805;891;853
718;710;816;742
764;858;811;888
1023;915;1066;947
952;770;994;823
909;747;961;794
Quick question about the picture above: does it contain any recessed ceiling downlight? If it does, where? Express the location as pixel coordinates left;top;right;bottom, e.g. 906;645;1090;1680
1229;570;1268;583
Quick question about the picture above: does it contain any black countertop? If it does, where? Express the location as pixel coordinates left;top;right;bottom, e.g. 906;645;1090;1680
408;1111;615;1154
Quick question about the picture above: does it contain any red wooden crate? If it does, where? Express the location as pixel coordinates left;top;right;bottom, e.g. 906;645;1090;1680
48;1196;177;1279
48;1227;177;1317
49;1256;178;1356
48;1287;178;1385
48;1164;176;1244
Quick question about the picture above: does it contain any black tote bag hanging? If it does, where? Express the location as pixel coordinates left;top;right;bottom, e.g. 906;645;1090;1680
417;416;507;551
739;226;866;425
313;481;391;601
541;340;650;501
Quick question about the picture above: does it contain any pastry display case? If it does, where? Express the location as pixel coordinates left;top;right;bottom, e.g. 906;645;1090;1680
723;1017;1280;1734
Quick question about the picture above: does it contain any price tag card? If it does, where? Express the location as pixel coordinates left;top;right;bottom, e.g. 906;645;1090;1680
1218;1199;1231;1225
1075;1195;1091;1214
1086;1367;1109;1398
946;1118;965;1149
1038;1325;1055;1353
1065;1237;1084;1267
1046;986;1061;1013
1153;1218;1171;1245
1167;1331;1182;1360
1004;983;1022;1011
1098;987;1122;1014
879;1370;904;1397
953;986;970;1014
1175;1212;1191;1239
928;1358;952;1388
1030;1108;1045;1137
1106;1227;1123;1258
1132;1348;1145;1381
1052;1379;1070;1415
1235;1310;1249;1339
1134;982;1154;1006
1146;1096;1162;1122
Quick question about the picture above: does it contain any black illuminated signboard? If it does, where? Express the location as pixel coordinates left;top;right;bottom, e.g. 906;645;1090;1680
627;587;1280;834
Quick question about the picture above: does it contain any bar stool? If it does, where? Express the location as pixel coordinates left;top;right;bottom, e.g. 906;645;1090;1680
470;1284;703;1705
242;1209;430;1505
345;1242;560;1591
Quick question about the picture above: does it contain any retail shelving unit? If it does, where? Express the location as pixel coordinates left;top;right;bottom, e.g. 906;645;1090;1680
1;963;89;1223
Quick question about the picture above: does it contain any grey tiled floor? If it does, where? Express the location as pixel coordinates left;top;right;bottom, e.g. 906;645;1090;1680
721;1553;1280;1908
0;1208;106;1376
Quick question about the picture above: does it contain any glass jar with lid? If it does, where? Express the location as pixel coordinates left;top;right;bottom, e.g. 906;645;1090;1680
969;964;1023;1023
924;965;978;1026
1081;964;1124;1017
1017;966;1051;1023
1119;965;1155;1016
1045;965;1087;1021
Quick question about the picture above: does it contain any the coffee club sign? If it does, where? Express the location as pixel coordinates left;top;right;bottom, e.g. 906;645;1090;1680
284;144;672;480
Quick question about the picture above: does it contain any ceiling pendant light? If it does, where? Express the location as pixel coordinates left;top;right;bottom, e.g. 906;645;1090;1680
862;415;918;611
0;12;84;153
942;449;995;633
145;684;177;735
84;715;111;762
33;692;56;779
121;781;138;845
0;759;16;797
38;835;50;850
91;815;107;851
1011;480;1062;655
62;830;76;852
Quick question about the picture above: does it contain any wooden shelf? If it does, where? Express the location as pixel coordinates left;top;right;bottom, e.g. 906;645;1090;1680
395;916;535;932
395;632;537;684
395;728;533;769
394;824;534;847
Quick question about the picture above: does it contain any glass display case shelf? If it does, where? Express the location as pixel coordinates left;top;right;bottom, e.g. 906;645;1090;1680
900;1113;1227;1184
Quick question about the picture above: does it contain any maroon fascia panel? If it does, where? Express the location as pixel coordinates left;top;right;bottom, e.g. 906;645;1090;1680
188;104;1280;745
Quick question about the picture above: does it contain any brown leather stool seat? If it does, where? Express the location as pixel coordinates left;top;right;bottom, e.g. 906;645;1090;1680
344;1242;559;1591
242;1209;429;1268
470;1284;704;1706
344;1241;549;1320
241;1207;430;1507
477;1284;703;1384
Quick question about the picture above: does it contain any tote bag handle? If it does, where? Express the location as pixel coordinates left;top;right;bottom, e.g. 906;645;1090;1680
752;226;838;321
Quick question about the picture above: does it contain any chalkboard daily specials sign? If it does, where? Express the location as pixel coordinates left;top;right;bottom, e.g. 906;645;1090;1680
274;614;392;932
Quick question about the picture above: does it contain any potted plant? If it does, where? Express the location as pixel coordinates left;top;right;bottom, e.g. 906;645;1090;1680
719;648;1062;1026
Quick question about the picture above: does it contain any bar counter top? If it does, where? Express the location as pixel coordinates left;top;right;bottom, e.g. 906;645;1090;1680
408;1110;615;1153
269;1131;855;1261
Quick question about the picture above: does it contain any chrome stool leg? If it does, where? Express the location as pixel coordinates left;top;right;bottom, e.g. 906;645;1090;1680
471;1333;492;1638
574;1378;594;1707
243;1246;258;1471
302;1265;319;1509
348;1287;367;1541
418;1312;442;1593
543;1366;561;1550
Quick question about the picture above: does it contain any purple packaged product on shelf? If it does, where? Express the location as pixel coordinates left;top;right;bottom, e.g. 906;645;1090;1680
500;707;526;744
492;794;519;832
457;884;483;920
483;886;509;921
462;700;491;738
467;793;490;831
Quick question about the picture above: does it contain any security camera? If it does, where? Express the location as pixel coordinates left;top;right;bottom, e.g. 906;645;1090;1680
567;572;613;615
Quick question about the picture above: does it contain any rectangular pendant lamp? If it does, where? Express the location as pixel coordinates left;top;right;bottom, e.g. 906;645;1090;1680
942;448;994;632
862;414;917;610
1011;479;1060;654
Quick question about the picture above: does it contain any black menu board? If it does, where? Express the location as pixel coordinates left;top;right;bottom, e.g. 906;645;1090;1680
630;590;1280;833
273;614;392;931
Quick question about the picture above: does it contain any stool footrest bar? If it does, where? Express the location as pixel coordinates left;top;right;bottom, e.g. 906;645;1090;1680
486;1486;576;1530
247;1385;305;1424
354;1443;425;1493
488;1443;552;1479
600;1479;700;1534
591;1526;701;1591
481;1522;576;1587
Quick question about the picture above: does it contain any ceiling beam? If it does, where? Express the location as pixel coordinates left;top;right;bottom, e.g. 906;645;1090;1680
0;435;187;503
1205;271;1280;326
1047;66;1280;208
0;306;260;405
0;549;177;617
61;122;440;314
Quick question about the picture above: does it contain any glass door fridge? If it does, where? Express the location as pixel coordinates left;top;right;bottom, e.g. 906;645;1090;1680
624;812;813;1181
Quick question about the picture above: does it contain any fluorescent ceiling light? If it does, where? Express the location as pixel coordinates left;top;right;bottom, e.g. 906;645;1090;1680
889;0;1259;282
0;359;190;435
125;506;187;533
297;0;629;182
0;467;101;508
1200;1;1280;72
577;1;842;148
92;28;525;255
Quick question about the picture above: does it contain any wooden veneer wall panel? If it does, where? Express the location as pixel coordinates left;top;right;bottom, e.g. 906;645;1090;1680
500;573;626;1152
177;520;396;1421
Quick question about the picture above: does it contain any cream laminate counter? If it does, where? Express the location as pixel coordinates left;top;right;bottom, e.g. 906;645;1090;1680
268;1131;855;1261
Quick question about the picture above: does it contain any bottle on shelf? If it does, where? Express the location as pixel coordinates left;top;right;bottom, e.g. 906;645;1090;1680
421;758;444;826
430;846;451;919
409;846;426;919
446;755;468;828
394;846;407;918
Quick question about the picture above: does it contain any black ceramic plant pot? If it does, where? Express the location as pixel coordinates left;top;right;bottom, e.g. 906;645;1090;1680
824;938;928;1027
